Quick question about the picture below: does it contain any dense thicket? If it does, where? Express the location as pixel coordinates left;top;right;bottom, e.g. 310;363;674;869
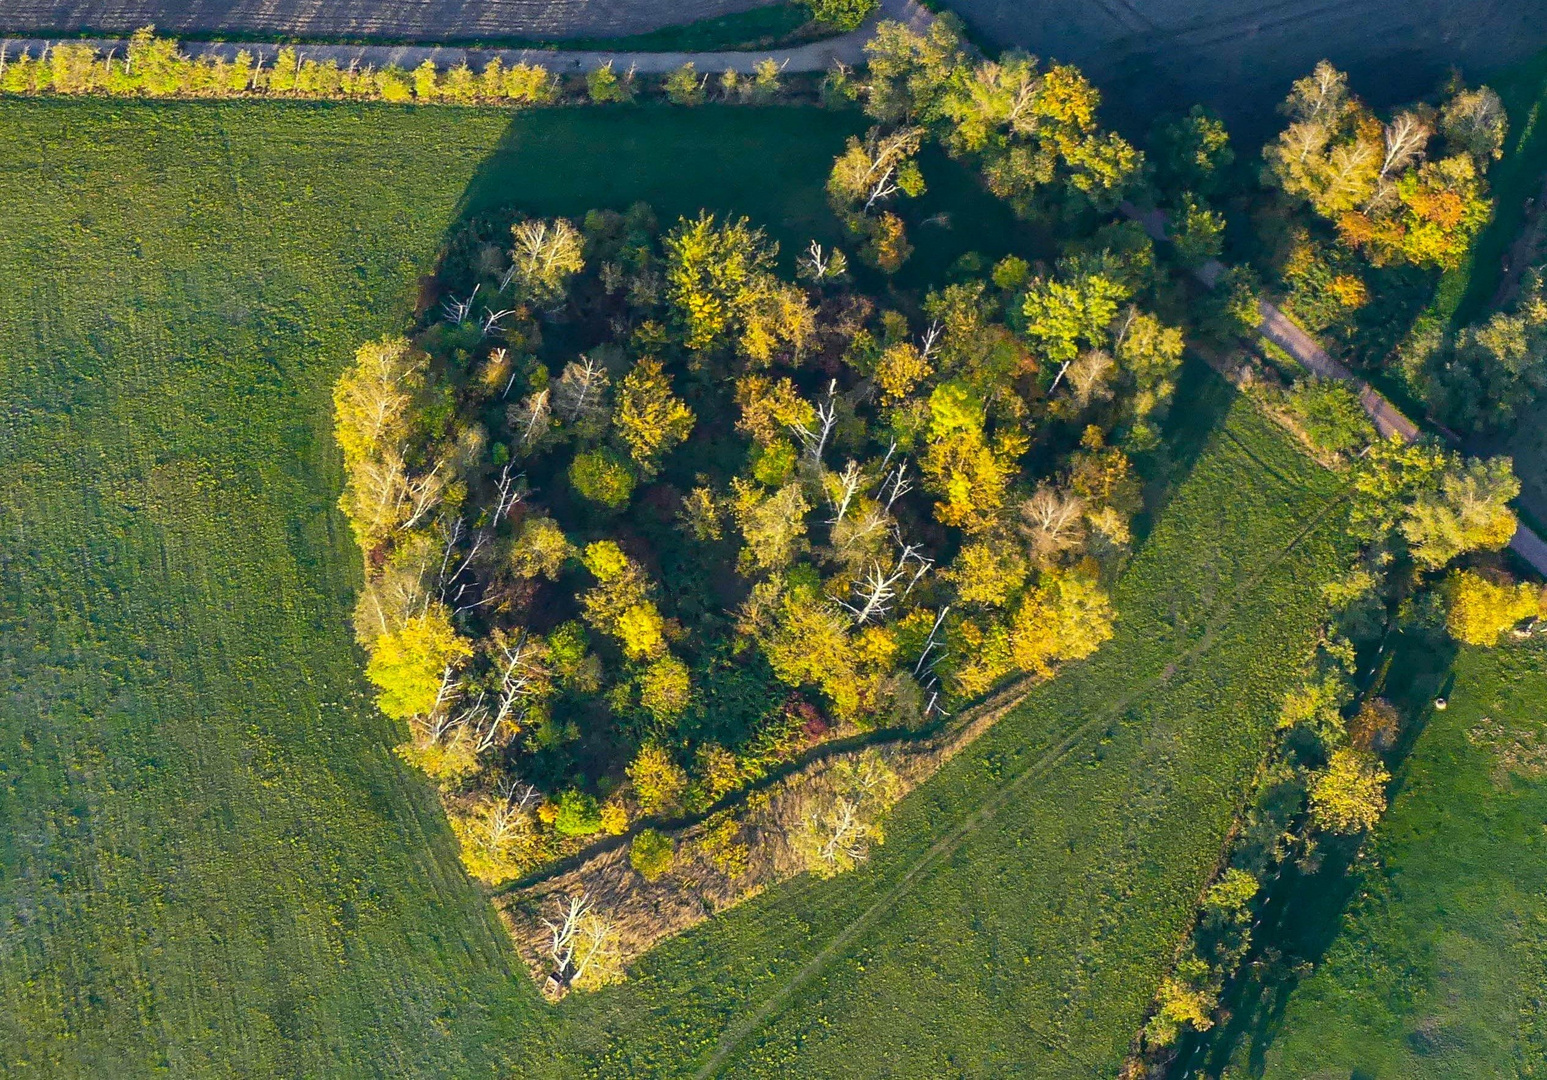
328;22;1184;916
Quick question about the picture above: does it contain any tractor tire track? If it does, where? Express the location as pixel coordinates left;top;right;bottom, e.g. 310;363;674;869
691;481;1352;1079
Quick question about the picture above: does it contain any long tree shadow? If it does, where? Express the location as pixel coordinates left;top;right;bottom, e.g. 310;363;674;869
438;103;1045;289
1173;628;1459;1076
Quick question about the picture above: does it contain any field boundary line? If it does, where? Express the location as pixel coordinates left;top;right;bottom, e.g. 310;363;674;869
691;477;1352;1079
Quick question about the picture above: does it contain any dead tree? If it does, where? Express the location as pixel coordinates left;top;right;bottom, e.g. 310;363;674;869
509;388;551;448
792;379;838;465
552;357;610;424
492;463;527;522
828;460;866;525
441;284;479;325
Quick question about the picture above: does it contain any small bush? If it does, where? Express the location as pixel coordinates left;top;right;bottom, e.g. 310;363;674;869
803;0;879;31
629;829;675;880
552;789;603;837
1282;377;1376;457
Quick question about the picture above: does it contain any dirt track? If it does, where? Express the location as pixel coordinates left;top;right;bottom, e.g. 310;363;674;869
0;0;776;41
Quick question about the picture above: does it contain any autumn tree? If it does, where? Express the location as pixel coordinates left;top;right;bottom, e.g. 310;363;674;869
1351;438;1518;566
1021;267;1132;363
1440;85;1507;164
1309;747;1389;833
640;654;692;722
1008;567;1115;677
1445;569;1542;645
569;448;636;509
861;20;1141;215
449;783;550;884
628;744;690;814
790;750;901;877
507;218;585;307
729;479;811;572
920;381;1026;533
1400;456;1519;568
1151;105;1235;197
827;125;926;216
332;337;443;552
613;357;695;475
1417;266;1547;433
1111;307;1186;435
1170;193;1226;267
580;541;668;660
663;213;777;352
509;515;573;579
366;606;472;721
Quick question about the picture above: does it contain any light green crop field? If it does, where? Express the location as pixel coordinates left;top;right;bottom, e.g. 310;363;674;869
0;98;1352;1077
1199;638;1547;1079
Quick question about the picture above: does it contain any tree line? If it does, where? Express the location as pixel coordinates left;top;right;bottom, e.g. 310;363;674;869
0;26;805;106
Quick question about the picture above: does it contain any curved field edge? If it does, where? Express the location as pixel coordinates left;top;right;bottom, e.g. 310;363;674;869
545;378;1357;1079
0;95;1355;1078
0;99;868;1078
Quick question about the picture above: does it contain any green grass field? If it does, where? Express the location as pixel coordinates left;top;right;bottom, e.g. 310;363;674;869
547;370;1354;1078
0;97;1353;1077
1188;637;1547;1078
0;98;869;1078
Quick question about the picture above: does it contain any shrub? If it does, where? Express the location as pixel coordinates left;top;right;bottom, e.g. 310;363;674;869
552;790;604;837
1282;377;1376;457
803;0;879;31
629;829;675;880
628;744;689;814
569;448;636;508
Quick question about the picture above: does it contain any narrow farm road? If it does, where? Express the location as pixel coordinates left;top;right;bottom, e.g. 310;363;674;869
0;0;932;73
1123;202;1547;579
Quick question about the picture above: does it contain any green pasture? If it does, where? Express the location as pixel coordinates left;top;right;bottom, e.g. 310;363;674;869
0;97;1351;1077
552;369;1354;1078
1187;637;1547;1078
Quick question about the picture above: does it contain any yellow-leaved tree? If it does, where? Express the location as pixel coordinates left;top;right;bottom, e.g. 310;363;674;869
365;606;472;721
613;357;695;475
1444;569;1542;645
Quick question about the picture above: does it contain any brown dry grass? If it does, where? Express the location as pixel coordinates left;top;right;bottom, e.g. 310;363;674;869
499;673;1037;987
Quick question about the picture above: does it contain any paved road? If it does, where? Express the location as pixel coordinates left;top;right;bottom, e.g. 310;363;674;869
0;0;929;72
1123;202;1547;578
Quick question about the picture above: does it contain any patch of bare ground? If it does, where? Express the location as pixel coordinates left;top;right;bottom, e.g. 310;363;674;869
499;673;1034;995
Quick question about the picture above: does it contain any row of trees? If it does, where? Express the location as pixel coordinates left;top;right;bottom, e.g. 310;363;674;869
0;26;800;107
1136;415;1531;1059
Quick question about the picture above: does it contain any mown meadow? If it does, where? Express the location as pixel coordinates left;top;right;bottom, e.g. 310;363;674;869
0;97;1353;1076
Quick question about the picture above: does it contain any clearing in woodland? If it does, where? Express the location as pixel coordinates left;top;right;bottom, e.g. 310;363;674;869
0;97;1350;1077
